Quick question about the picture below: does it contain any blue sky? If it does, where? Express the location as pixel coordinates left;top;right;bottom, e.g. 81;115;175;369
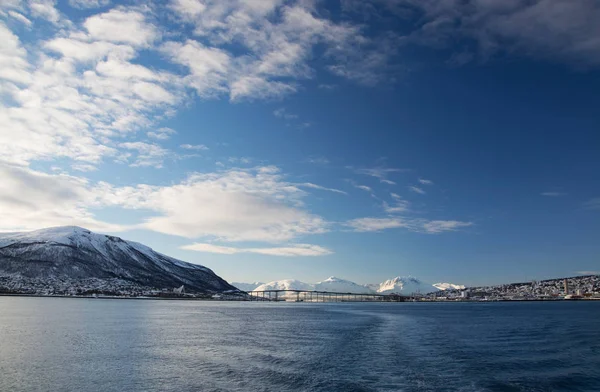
1;0;599;286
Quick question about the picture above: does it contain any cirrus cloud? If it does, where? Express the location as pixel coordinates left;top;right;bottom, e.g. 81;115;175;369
181;242;333;257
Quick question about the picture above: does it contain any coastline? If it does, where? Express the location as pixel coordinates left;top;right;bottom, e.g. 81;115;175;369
2;293;599;302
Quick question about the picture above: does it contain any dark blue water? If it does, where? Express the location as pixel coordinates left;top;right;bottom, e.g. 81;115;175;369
0;298;599;392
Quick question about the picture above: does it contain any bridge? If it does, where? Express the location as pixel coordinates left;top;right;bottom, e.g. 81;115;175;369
244;289;406;302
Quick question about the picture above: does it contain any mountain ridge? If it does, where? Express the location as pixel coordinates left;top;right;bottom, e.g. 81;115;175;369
0;226;236;295
237;275;461;294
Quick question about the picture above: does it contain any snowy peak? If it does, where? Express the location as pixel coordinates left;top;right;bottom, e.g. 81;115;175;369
315;276;374;293
0;226;94;247
254;279;314;291
0;226;235;293
376;276;440;294
233;276;463;295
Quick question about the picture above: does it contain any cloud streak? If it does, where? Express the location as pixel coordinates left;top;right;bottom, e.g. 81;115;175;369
346;216;472;234
181;243;333;257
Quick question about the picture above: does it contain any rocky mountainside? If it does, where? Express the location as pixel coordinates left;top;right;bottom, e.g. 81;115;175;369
0;226;236;294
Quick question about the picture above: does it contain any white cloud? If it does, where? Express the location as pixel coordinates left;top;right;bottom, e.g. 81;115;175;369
355;167;408;182
168;0;206;21
8;11;33;26
119;142;171;168
346;216;472;234
148;127;176;140
44;38;136;62
355;185;372;192
418;178;433;185
72;163;97;172
230;76;296;101
180;144;209;151
0;22;32;84
273;107;298;120
29;0;61;25
305;156;329;165
408;185;425;194
346;217;410;232
384;193;410;213
162;1;376;99
298;183;347;195
0;11;184;167
0;163;333;244
0;1;404;169
421;220;472;234
83;9;159;47
0;164;124;232
182;242;332;256
68;0;110;9
135;167;329;242
160;39;230;98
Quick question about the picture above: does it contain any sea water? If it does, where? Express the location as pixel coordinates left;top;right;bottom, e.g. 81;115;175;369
0;298;598;392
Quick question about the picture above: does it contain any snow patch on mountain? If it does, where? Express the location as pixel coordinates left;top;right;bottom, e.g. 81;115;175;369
314;276;374;293
373;276;441;294
254;279;315;291
237;275;447;295
433;282;466;290
0;226;234;293
232;282;264;292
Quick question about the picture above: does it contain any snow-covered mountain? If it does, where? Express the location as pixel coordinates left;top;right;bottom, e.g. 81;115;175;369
314;276;374;293
231;282;264;292
433;282;466;291
375;276;439;294
236;275;451;295
254;279;314;291
0;226;235;293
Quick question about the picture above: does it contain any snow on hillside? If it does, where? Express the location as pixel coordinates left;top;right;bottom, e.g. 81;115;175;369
254;279;315;291
238;275;444;295
376;276;440;295
314;276;374;293
0;226;235;293
433;282;466;290
232;282;264;292
0;226;208;271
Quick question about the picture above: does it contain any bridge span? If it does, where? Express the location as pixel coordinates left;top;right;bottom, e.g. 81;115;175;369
245;289;406;302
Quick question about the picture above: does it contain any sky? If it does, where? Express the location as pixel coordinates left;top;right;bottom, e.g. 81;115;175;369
0;0;599;287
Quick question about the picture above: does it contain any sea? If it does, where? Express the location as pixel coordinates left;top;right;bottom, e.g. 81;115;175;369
0;298;599;392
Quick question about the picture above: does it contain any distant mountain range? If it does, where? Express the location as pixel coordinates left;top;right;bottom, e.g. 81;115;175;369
0;226;466;297
0;226;236;295
234;276;465;295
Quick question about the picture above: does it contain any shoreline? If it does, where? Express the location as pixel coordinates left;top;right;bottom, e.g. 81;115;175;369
1;293;599;302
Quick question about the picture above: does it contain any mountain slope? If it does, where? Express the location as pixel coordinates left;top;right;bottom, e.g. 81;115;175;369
375;276;440;294
0;226;236;294
314;276;374;293
433;282;466;290
254;279;315;291
231;282;264;292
